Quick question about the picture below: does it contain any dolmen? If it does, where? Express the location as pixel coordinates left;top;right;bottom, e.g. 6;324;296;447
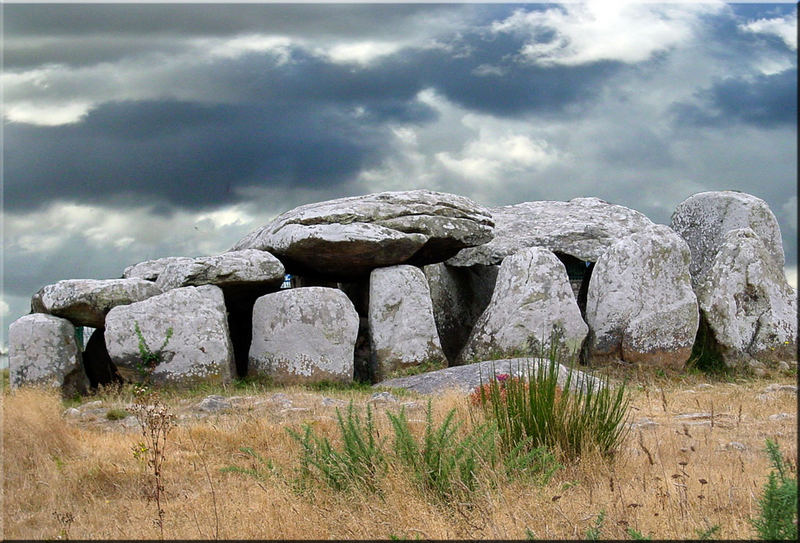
8;189;797;394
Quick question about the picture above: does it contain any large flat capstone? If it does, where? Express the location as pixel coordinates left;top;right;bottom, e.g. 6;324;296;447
230;190;494;278
31;278;162;328
155;249;285;291
447;197;655;267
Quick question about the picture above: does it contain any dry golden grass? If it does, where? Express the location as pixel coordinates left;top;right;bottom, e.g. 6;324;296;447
2;368;797;540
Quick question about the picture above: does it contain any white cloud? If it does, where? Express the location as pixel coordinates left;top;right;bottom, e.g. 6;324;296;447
0;299;9;319
323;41;404;66
493;1;724;66
740;13;798;51
437;133;559;180
203;34;294;62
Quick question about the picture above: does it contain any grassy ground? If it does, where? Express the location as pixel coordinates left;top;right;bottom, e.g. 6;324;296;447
1;365;797;540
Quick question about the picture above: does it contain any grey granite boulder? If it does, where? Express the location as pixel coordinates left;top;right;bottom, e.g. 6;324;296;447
155;249;285;291
123;256;194;282
31;278;162;328
424;262;498;363
670;191;785;285
376;357;605;396
105;285;235;386
457;247;588;364
447;197;654;267
249;287;359;384
368;265;446;380
584;225;699;368
8;313;89;395
695;228;797;369
230;190;494;278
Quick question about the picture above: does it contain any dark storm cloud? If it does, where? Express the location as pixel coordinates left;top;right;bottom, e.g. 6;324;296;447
3;3;479;69
3;99;393;212
671;68;797;128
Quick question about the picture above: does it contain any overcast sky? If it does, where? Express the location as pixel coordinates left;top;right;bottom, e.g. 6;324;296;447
2;1;797;351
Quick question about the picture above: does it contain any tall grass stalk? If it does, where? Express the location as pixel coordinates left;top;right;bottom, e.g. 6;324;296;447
286;401;386;492
479;354;630;461
387;400;497;502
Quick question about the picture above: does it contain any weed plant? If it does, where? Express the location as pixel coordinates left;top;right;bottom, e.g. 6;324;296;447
387;400;497;502
477;354;630;461
751;439;798;540
287;402;386;493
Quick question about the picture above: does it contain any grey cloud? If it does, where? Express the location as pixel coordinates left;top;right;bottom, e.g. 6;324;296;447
671;69;797;128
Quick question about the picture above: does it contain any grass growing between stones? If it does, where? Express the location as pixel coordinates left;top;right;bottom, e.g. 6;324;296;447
2;365;797;540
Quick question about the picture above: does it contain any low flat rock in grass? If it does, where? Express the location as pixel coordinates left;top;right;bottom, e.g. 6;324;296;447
447;197;654;267
230;189;494;278
155;249;285;291
670;190;785;285
31;278;163;328
375;357;605;395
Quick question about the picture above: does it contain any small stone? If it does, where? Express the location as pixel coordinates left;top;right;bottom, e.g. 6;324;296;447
80;400;104;410
696;384;713;389
768;413;793;421
724;441;747;451
63;407;81;418
321;397;346;407
763;384;797;394
368;391;398;404
195;395;231;412
631;417;658;429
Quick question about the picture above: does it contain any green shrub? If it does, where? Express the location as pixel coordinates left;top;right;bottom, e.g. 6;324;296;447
105;408;129;421
751;439;798;540
477;354;630;461
387;400;497;502
286;402;386;492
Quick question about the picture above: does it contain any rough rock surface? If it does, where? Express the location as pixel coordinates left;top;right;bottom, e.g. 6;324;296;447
155;250;285;291
105;285;235;386
8;313;89;395
695;228;797;369
447;197;654;267
123;256;194;281
424;262;498;363
457;247;588;364
250;287;359;384
670;191;785;285
230;190;494;278
585;225;699;368
31;278;162;328
376;357;605;396
368;265;446;380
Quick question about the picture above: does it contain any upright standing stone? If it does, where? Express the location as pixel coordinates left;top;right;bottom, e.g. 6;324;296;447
670;191;785;285
250;287;359;384
424;262;498;363
8;313;89;395
584;225;699;368
105;285;235;386
695;228;797;370
457;247;588;364
369;265;446;380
